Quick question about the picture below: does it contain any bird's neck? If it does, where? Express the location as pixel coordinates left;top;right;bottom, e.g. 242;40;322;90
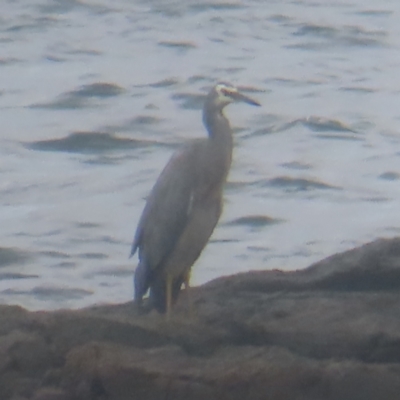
202;108;233;183
203;109;233;147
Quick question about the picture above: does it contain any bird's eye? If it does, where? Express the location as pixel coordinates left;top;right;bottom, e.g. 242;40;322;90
221;88;232;97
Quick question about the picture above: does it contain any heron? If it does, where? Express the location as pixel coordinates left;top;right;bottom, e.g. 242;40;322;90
130;82;261;315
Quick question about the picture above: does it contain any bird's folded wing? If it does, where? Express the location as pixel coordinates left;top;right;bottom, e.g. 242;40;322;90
131;146;197;272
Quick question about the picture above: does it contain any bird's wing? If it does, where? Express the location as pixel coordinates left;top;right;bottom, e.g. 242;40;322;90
131;143;200;272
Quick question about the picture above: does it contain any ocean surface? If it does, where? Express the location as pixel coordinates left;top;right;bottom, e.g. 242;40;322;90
1;0;400;310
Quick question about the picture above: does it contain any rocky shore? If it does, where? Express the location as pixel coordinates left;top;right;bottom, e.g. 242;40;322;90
2;237;400;400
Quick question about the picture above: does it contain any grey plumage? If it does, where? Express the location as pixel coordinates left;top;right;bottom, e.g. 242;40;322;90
131;83;260;314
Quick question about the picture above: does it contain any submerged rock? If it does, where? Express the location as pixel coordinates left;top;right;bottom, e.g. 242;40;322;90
1;237;400;399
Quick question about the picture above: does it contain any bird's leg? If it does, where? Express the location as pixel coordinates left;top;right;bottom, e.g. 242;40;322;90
166;273;172;319
184;268;191;290
184;269;193;317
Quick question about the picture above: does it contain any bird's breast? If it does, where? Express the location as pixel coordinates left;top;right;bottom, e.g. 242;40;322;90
195;141;232;196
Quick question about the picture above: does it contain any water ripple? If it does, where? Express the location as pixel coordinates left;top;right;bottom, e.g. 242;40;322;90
227;215;283;228
158;41;197;51
171;92;206;110
281;162;313;171
379;172;400;181
30;286;93;300
24;132;148;154
290;23;387;49
148;78;180;88
30;83;125;110
36;0;110;14
296;116;358;133
0;272;39;280
266;177;340;192
0;247;32;267
102;115;164;135
78;252;108;260
190;2;245;12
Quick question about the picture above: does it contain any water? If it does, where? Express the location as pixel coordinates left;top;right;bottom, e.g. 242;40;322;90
1;0;400;310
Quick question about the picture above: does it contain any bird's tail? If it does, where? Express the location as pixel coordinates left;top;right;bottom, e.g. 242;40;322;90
134;260;151;307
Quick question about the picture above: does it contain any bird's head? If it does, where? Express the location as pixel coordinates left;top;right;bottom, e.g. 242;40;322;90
209;82;261;111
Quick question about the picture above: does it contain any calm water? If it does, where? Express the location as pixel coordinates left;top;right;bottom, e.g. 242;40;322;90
1;0;400;310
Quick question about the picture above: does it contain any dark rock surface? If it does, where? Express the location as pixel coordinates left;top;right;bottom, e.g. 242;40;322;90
2;237;400;399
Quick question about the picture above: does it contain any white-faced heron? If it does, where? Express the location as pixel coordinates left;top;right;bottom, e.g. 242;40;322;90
130;82;261;315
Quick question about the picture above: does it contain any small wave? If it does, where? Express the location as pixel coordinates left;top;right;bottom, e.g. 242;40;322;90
0;247;32;267
362;196;390;203
300;116;357;133
291;23;387;49
343;26;387;47
31;286;93;300
189;2;245;12
6;16;57;34
294;24;337;38
0;57;21;65
158;41;197;50
268;77;321;87
356;10;393;17
93;268;132;277
339;86;376;94
1;286;92;301
30;82;125;110
171;92;206;110
237;85;266;94
78;252;108;260
40;251;71;259
278;116;363;140
148;78;180;88
24;132;147;154
251;127;277;136
281;161;312;171
227;215;283;228
313;134;363;142
187;75;213;84
102;115;164;136
75;222;102;229
268;14;292;23
266;176;340;192
70;83;125;98
379;172;400;181
37;0;111;15
128;115;161;126
0;272;38;280
52;262;76;269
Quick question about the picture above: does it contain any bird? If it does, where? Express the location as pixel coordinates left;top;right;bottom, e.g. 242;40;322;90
130;82;261;315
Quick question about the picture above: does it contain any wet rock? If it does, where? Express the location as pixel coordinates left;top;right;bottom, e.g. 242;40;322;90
1;238;400;399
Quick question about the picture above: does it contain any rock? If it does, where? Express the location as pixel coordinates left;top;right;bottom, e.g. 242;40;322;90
32;388;68;400
1;237;400;399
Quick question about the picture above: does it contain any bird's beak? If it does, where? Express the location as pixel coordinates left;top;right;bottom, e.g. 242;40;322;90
230;90;261;106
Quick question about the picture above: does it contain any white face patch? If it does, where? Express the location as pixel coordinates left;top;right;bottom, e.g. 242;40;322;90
214;83;238;106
